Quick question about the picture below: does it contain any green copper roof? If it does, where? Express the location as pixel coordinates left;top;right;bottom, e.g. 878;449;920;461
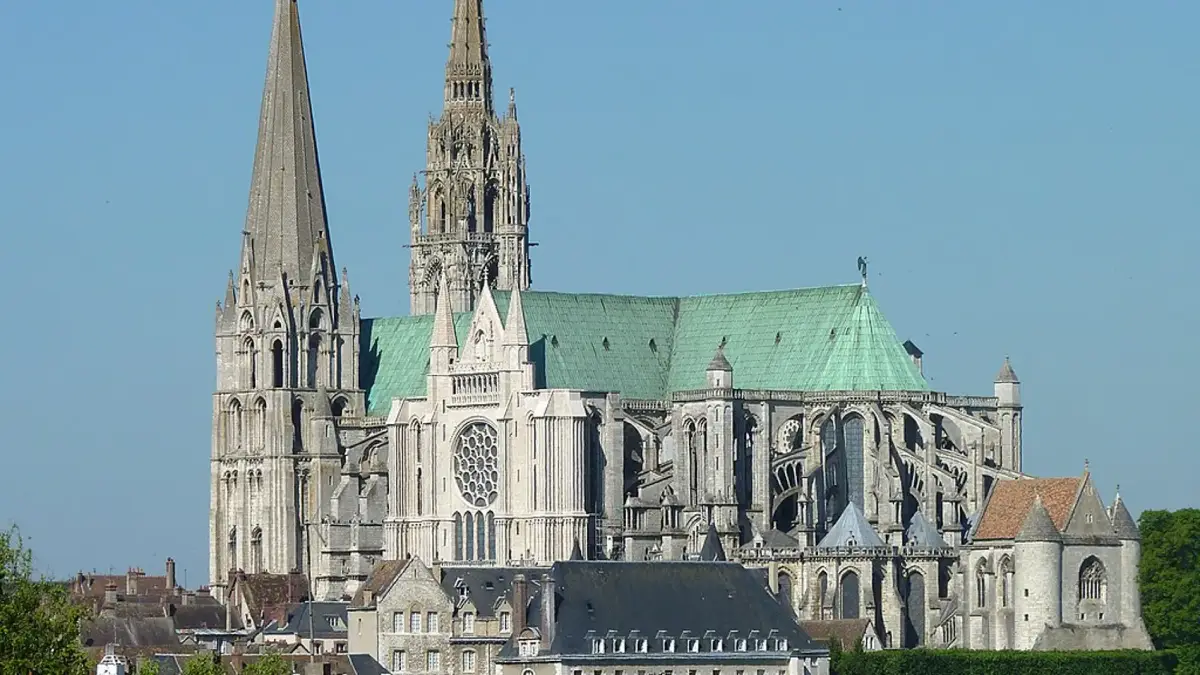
361;284;928;415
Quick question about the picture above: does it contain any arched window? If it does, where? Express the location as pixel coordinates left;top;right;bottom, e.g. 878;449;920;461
1079;558;1106;602
464;512;475;560
903;571;926;648
244;338;257;389
240;311;255;332
229;400;243;448
487;511;496;561
777;571;794;612
818;570;829;613
685;420;698;498
975;561;988;608
307;334;321;388
250;527;263;573
842;415;865;509
271;340;285;388
227;528;237;570
1000;556;1014;608
453;513;464;561
255;398;268;450
332;398;349;418
309;308;324;330
840;570;861;619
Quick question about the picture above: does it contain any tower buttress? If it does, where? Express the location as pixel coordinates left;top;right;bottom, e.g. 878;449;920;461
409;0;531;316
212;0;363;601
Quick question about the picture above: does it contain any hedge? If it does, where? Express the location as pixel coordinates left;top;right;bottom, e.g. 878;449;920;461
831;649;1179;675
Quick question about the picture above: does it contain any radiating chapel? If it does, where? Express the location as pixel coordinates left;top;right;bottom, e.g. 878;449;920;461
210;0;1152;650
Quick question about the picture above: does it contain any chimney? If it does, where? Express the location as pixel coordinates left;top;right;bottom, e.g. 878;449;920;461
104;582;119;606
511;575;528;635
431;560;443;582
231;645;244;672
126;568;138;596
539;573;557;649
182;592;194;607
166;558;177;590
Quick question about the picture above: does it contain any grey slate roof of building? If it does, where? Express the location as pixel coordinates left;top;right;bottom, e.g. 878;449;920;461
1110;494;1141;540
904;511;949;549
699;523;728;561
514;561;823;658
441;566;548;619
80;616;180;650
816;503;885;549
262;601;348;639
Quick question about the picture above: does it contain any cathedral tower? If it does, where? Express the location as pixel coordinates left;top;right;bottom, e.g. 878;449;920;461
408;0;532;315
211;0;363;600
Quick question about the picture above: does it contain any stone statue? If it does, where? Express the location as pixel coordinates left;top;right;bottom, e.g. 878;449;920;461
857;256;868;281
409;175;422;234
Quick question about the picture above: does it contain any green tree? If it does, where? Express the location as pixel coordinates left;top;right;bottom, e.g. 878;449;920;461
244;651;291;675
180;652;224;675
137;659;162;675
0;526;89;675
1139;508;1200;649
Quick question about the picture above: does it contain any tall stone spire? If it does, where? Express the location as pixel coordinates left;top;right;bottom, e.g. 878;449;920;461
445;0;493;113
241;0;332;288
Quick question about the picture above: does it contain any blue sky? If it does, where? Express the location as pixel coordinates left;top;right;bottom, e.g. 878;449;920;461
0;0;1196;583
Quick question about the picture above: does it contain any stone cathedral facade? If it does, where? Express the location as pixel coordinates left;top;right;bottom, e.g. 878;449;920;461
211;0;1152;651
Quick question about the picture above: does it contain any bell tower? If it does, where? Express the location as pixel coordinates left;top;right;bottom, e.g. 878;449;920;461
408;0;531;315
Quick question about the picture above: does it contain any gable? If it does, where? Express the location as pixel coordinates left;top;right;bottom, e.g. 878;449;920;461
1064;475;1117;539
361;285;927;415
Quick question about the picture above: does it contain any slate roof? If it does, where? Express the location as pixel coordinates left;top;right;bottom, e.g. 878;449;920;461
264;601;349;639
80;616;180;650
699;523;727;561
973;477;1081;541
904;511;949;550
441;566;548;618
799;619;872;651
516;561;822;658
361;284;927;414
816;503;885;549
1110;495;1141;540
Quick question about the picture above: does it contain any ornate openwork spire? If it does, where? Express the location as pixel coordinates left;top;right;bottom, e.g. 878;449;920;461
241;0;332;288
445;0;493;113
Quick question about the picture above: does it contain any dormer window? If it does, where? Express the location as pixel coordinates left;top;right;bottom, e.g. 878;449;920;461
735;639;747;652
777;639;788;651
635;639;648;653
519;640;539;657
663;639;676;653
463;612;475;634
592;639;606;654
756;639;768;651
499;611;512;633
687;639;700;653
711;639;724;652
614;639;626;653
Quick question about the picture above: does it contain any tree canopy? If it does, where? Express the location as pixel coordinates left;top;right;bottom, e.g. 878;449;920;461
0;526;89;675
180;652;224;675
243;652;291;675
1139;508;1200;649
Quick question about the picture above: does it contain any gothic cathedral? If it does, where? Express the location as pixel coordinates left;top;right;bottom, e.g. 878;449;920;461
211;0;1152;651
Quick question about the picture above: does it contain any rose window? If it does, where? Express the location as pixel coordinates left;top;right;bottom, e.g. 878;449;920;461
453;422;500;507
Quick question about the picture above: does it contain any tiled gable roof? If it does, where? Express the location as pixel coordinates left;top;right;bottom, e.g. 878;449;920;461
799;619;872;651
361;285;927;414
972;477;1082;541
350;559;409;609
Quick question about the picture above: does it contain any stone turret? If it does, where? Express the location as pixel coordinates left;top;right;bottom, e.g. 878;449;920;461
994;357;1022;471
706;346;733;389
1111;490;1146;631
1013;497;1062;649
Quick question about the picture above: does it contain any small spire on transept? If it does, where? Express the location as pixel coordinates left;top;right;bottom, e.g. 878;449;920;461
699;522;727;562
508;87;517;119
569;537;584;561
503;285;529;347
432;273;458;349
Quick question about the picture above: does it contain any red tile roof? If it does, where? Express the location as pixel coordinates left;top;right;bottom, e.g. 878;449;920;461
973;477;1082;541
